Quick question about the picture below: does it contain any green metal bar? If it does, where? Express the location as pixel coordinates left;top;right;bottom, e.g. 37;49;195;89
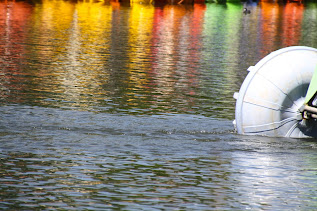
305;65;317;105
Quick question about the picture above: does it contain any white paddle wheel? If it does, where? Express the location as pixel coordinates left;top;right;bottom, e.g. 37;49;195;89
234;46;317;138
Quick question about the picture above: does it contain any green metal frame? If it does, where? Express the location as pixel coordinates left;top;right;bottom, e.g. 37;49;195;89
300;65;317;120
305;65;317;105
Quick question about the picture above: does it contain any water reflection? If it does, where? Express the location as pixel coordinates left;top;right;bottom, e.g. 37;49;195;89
0;0;317;118
0;150;236;209
1;108;317;209
282;2;303;46
2;0;317;209
259;1;304;55
0;1;32;102
301;3;317;47
230;136;317;209
149;4;206;113
202;3;244;118
127;4;154;110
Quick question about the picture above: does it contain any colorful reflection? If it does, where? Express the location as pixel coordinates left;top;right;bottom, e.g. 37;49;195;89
150;4;206;113
0;0;316;116
259;1;304;56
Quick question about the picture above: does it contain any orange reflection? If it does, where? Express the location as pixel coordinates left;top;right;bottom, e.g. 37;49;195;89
259;1;280;56
282;2;304;46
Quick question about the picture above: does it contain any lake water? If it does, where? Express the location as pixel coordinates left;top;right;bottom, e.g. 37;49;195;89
1;0;317;209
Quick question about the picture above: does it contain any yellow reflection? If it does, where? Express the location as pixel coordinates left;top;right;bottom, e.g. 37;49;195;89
31;0;76;69
130;0;152;4
29;0;113;108
62;1;113;107
127;3;154;101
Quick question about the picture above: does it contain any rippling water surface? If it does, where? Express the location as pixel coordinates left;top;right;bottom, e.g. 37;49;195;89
1;0;317;209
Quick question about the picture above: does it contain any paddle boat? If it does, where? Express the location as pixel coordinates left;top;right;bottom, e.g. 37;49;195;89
233;46;317;138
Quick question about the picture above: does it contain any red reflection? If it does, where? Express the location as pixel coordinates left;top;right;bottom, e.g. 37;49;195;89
0;1;32;62
282;3;304;46
259;1;304;56
150;4;206;111
186;4;206;98
0;1;33;101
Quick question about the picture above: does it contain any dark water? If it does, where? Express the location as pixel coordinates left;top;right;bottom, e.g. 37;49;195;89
1;0;317;209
